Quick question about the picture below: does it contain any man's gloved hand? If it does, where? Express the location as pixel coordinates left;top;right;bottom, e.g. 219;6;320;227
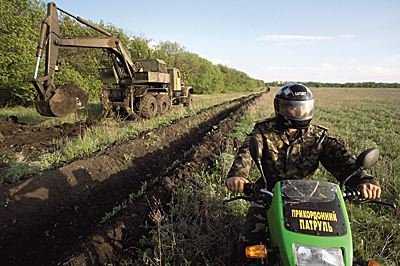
226;176;249;193
358;183;381;200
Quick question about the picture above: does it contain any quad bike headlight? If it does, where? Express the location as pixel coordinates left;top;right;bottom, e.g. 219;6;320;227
295;245;344;266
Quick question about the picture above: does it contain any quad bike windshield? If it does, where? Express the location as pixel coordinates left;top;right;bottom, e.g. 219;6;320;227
281;180;347;237
281;179;337;203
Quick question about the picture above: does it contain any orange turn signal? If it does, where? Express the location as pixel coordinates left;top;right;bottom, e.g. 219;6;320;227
367;260;381;266
245;244;267;259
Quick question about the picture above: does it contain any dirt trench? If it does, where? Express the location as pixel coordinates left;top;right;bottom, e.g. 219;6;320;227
59;92;268;266
0;92;266;265
0;95;248;180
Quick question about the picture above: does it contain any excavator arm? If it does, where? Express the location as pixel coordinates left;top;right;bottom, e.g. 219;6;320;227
33;2;136;117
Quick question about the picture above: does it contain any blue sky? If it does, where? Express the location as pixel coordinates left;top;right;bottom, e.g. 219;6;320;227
52;0;399;82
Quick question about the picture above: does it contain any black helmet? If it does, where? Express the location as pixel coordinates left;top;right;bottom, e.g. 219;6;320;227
274;83;314;129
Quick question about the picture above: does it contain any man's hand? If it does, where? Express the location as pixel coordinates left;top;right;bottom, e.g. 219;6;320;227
226;176;249;193
358;183;381;200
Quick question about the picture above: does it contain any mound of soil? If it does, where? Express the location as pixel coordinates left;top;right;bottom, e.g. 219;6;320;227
0;92;266;265
0;120;92;157
59;93;267;266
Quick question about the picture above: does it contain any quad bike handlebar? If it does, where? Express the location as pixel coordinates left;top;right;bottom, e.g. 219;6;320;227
343;189;397;209
223;183;272;204
224;182;398;213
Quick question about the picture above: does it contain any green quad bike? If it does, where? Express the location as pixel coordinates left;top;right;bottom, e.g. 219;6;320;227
225;138;398;266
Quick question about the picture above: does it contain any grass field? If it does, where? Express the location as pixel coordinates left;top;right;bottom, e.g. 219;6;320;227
137;87;400;265
313;88;400;265
0;92;255;125
2;88;399;264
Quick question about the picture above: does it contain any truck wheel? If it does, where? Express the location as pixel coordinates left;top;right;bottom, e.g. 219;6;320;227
138;94;158;119
183;94;193;108
156;94;171;115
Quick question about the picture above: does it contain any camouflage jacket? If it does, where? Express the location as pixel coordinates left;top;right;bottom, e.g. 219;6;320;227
227;117;375;189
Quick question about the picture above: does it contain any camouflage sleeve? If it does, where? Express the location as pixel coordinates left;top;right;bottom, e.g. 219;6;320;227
320;134;377;187
227;127;260;179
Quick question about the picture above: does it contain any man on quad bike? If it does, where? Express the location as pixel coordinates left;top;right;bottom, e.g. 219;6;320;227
225;83;381;247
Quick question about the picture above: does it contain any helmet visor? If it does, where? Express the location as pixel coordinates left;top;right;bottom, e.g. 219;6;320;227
278;99;314;120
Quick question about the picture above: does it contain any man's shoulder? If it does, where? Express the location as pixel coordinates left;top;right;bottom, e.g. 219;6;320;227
252;118;330;137
308;124;329;136
254;117;278;133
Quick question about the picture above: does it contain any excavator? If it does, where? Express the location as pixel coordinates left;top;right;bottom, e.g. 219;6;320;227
33;2;192;118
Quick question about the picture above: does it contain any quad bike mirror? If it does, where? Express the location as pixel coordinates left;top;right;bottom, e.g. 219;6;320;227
342;148;379;187
356;148;379;169
249;136;269;188
249;136;263;162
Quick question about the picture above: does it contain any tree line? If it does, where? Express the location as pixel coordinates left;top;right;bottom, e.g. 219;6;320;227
0;0;264;106
265;81;400;88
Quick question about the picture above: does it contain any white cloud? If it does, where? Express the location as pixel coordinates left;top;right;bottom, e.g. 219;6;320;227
337;34;357;39
258;34;333;42
257;34;357;43
259;61;400;82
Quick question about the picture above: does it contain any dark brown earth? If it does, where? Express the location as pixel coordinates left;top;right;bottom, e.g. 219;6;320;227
0;119;93;159
0;92;266;265
0;119;94;182
59;93;267;266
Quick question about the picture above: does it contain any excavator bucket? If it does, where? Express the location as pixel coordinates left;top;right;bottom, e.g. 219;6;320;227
35;84;88;117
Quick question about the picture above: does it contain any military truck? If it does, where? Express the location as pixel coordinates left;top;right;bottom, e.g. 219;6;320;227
33;2;193;119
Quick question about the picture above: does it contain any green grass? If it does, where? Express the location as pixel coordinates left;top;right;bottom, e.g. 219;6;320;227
0;103;100;125
0;93;253;125
0;105;45;124
0;92;254;183
136;88;400;265
3;88;399;263
130;93;274;265
311;89;400;265
38;93;254;164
